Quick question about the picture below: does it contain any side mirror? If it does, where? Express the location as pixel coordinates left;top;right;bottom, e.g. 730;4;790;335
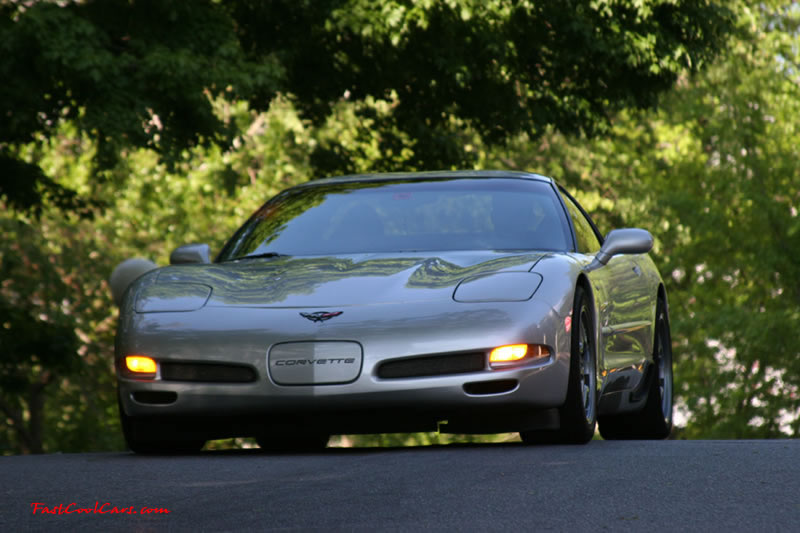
170;243;211;265
587;228;653;271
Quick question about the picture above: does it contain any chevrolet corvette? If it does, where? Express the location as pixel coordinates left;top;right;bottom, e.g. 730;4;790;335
114;170;673;453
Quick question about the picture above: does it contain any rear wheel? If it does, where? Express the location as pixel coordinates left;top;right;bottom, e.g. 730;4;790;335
521;285;597;444
118;397;205;454
598;297;673;440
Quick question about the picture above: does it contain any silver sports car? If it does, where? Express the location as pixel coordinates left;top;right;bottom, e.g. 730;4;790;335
115;170;673;453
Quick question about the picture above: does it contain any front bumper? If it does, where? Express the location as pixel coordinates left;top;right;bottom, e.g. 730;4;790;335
116;299;571;435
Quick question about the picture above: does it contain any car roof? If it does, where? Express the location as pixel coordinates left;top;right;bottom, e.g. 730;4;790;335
292;170;554;189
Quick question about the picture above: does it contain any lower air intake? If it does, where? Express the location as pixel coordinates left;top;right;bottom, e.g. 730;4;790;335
377;352;485;379
132;391;177;405
160;362;257;383
463;379;518;395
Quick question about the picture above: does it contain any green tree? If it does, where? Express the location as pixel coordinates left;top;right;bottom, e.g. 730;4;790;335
485;2;800;437
0;0;745;453
1;0;733;212
0;100;315;454
0;219;80;453
0;0;282;212
642;2;800;438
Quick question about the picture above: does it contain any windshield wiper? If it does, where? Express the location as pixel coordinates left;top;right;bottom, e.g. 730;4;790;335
231;252;289;262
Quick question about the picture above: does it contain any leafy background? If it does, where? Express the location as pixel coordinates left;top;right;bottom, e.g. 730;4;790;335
1;0;798;454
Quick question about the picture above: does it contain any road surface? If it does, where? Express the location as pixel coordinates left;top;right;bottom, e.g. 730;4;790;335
3;440;798;532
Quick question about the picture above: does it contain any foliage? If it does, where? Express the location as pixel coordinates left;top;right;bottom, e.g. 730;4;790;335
0;219;80;453
6;0;797;453
232;0;735;174
483;1;800;438
1;0;733;211
0;0;283;211
0;99;314;454
643;2;800;438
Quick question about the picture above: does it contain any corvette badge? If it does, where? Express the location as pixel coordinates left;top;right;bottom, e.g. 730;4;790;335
300;311;343;323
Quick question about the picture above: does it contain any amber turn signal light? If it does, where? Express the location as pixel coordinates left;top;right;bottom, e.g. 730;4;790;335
125;355;157;374
489;344;549;367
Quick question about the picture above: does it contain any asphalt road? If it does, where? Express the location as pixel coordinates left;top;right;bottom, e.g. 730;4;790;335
3;440;799;532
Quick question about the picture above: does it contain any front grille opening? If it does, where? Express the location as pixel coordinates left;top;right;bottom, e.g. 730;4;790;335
160;362;258;383
377;352;485;379
463;379;518;395
132;391;178;405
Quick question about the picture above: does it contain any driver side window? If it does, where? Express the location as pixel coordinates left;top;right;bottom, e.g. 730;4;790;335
560;192;602;254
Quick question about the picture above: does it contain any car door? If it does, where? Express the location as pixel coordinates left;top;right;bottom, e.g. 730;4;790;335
558;190;653;382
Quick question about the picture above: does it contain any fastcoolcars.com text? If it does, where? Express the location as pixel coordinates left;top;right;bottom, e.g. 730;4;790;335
30;502;170;515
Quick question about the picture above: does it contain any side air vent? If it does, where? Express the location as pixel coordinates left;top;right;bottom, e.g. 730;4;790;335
160;362;258;383
377;352;485;379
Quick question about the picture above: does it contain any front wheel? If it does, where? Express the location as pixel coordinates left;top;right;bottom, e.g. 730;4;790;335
521;285;597;444
598;297;673;440
118;397;205;454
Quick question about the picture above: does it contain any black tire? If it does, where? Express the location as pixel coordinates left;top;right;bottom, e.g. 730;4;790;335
118;397;205;454
598;297;673;440
256;432;329;453
521;284;597;445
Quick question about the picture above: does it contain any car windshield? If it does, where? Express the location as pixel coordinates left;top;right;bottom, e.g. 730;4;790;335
217;178;571;260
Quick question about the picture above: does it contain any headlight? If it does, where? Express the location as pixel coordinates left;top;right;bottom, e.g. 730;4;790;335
453;272;543;302
134;282;212;313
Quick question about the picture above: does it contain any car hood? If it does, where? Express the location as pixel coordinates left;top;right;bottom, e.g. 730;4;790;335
145;251;548;308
